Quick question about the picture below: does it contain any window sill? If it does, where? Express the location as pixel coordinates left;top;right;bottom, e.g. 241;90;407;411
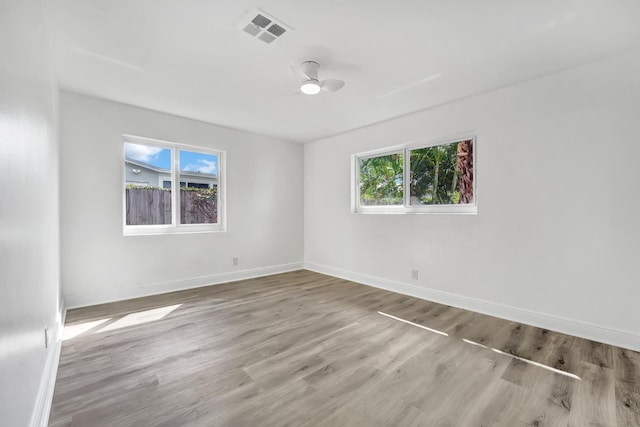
123;224;225;236
353;205;477;215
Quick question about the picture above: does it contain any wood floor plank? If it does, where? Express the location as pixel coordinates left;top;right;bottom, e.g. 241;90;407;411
501;358;574;426
459;378;532;426
49;270;640;426
568;361;617;427
501;332;580;419
581;339;615;369
614;347;640;426
406;342;512;425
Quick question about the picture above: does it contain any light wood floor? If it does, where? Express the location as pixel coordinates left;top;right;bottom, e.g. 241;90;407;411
49;270;640;426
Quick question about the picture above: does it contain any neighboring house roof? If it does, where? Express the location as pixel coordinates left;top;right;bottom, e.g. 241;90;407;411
125;158;217;179
126;158;165;173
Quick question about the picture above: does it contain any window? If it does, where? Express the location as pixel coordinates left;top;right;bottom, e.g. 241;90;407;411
358;151;404;206
353;136;476;214
123;135;225;235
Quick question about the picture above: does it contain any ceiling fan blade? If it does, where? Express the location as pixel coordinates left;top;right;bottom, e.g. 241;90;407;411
290;64;311;80
320;79;345;92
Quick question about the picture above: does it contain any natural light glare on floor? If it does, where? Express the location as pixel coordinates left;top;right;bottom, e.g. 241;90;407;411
100;304;182;332
63;304;183;340
63;318;111;341
377;311;449;336
376;312;581;381
462;338;488;348
491;347;582;380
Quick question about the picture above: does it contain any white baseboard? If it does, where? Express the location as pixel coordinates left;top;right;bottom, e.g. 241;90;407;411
304;262;640;352
30;305;66;427
64;262;304;309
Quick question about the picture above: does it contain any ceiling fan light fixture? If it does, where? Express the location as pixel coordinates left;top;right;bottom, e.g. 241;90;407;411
300;80;321;95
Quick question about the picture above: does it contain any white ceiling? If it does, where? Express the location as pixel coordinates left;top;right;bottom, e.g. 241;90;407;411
46;0;640;143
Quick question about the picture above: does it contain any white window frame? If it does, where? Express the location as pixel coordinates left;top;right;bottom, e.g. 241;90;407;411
352;134;477;214
123;134;226;235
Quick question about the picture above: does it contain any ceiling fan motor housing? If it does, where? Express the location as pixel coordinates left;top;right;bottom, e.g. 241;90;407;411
301;61;320;81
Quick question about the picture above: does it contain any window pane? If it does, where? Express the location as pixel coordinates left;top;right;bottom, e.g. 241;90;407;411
410;139;473;205
359;152;404;206
124;142;172;225
179;150;218;224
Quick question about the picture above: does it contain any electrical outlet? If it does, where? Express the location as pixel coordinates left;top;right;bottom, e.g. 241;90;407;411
233;257;239;266
411;269;419;280
44;327;49;349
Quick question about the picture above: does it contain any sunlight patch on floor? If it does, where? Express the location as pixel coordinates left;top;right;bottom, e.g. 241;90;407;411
100;304;182;332
63;304;183;340
63;318;111;341
377;311;449;336
491;347;582;380
463;338;487;348
375;314;581;381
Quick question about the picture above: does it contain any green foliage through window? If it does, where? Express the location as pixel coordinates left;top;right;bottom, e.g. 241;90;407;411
357;139;474;208
359;152;404;206
410;140;473;205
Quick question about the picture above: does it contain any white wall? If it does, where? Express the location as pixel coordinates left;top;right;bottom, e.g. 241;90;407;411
304;50;640;350
0;0;62;425
60;92;303;307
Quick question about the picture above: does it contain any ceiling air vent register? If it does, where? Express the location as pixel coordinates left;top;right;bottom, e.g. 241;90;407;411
240;9;292;44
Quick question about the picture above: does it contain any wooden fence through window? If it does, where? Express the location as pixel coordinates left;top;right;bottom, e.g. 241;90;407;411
125;188;217;225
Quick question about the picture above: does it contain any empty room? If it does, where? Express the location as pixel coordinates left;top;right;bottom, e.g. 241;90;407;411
2;0;640;426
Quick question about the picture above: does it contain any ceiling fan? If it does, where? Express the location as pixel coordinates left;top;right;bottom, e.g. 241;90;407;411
292;61;345;95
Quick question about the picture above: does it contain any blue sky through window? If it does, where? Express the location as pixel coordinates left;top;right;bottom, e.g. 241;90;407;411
180;150;218;175
125;143;218;175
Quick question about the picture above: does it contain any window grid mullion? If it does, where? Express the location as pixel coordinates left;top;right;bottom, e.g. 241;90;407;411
172;147;180;227
355;156;361;211
403;148;410;208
